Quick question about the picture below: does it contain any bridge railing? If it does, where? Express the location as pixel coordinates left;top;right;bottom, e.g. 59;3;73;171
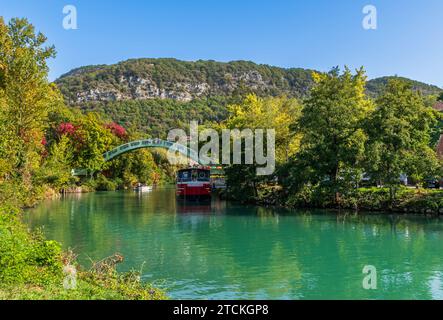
73;138;201;176
103;138;199;162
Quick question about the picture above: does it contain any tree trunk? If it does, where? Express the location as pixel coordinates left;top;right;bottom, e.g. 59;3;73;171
388;185;396;209
332;165;340;206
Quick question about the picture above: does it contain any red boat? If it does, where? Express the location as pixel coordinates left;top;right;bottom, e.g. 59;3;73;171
176;168;211;201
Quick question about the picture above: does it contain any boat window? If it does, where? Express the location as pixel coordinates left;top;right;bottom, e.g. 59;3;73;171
178;171;191;182
198;171;210;182
177;170;210;182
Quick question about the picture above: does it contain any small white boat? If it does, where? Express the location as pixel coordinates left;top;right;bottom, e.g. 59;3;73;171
133;185;153;192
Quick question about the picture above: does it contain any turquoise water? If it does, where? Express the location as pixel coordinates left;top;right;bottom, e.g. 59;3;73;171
24;188;443;299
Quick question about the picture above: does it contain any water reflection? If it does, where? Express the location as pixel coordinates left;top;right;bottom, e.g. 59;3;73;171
24;189;443;300
176;202;212;215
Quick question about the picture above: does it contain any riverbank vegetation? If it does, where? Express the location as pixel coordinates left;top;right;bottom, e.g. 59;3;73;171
0;208;166;300
0;17;165;299
221;68;443;213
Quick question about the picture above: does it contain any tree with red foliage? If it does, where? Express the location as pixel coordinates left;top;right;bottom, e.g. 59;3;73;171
57;122;77;136
56;122;84;150
105;122;127;140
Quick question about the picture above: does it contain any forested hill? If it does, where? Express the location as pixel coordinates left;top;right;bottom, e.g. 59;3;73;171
55;58;442;138
56;59;314;104
366;76;443;98
55;58;442;104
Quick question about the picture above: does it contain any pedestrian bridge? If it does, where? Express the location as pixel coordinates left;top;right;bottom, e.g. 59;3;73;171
71;138;200;176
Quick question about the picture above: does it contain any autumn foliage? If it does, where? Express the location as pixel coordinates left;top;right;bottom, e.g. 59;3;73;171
105;122;127;140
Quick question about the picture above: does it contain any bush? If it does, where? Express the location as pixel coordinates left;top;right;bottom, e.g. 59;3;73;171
0;203;166;300
396;189;443;213
95;174;118;191
284;184;443;214
286;183;337;208
286;184;316;208
354;187;392;210
0;207;63;285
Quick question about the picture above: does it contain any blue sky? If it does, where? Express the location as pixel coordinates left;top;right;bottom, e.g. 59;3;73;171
1;0;443;86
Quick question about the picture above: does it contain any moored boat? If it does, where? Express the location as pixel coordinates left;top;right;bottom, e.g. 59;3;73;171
176;167;211;201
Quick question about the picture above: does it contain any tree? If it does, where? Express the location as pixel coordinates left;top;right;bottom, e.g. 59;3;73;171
116;149;158;186
225;94;302;162
365;79;440;202
221;94;302;201
105;122;128;140
38;135;76;190
0;17;61;190
296;67;374;203
438;92;443;102
106;148;149;187
102;127;162;187
70;113;115;173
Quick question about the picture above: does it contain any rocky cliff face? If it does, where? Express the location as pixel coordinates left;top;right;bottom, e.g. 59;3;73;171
64;70;286;104
74;75;211;103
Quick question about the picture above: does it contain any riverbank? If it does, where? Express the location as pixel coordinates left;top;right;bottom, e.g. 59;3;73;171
0;200;167;300
253;185;443;215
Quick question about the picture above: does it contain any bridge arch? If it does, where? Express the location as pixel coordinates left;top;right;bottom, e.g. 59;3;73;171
72;138;201;176
105;138;201;163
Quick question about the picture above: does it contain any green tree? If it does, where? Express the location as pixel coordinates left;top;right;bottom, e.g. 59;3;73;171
0;17;62;201
365;79;440;202
107;149;160;187
71;113;115;173
296;67;374;203
221;94;302;201
37;135;76;191
225;94;302;162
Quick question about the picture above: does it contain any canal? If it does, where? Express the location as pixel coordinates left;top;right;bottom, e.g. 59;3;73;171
24;188;443;299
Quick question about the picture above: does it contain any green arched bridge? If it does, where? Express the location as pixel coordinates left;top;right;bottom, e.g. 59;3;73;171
71;138;200;176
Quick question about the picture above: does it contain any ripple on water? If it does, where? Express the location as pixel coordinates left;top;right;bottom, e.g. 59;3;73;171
24;189;443;300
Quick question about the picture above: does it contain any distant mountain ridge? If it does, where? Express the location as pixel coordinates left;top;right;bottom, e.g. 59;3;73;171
56;58;442;105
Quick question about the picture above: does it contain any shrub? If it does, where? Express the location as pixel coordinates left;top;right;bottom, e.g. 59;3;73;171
0;207;63;285
0;203;166;300
95;174;118;191
286;183;335;208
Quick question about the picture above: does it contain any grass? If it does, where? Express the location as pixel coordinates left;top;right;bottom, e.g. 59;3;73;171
0;204;167;300
0;273;167;300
